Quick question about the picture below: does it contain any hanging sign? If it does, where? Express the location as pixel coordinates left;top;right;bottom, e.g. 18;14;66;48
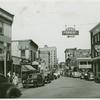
95;45;100;52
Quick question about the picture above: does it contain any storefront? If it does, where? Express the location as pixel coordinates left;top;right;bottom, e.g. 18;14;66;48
12;56;21;78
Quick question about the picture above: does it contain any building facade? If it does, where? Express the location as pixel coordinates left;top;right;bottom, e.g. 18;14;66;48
12;39;38;63
39;50;50;71
0;8;14;74
90;23;100;76
65;48;92;70
76;49;92;70
39;45;57;70
65;48;77;68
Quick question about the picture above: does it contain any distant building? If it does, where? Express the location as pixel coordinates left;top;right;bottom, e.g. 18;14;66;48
39;45;57;70
90;23;100;75
59;62;65;69
64;48;92;70
65;48;77;68
0;8;14;74
39;50;50;71
76;49;91;58
76;49;92;70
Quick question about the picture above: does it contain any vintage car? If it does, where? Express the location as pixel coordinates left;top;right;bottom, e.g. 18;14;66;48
88;72;94;81
0;73;22;98
44;72;51;84
22;72;45;88
72;71;81;78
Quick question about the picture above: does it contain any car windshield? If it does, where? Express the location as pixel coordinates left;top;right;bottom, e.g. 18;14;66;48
0;74;8;83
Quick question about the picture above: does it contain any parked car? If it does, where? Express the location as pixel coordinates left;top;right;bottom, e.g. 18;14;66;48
80;72;84;79
87;72;94;81
83;72;88;80
44;72;51;84
53;72;60;79
94;72;100;83
72;71;81;78
0;73;22;98
22;72;45;88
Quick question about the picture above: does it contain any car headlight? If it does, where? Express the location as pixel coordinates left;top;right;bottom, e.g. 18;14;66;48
31;80;33;83
22;80;25;83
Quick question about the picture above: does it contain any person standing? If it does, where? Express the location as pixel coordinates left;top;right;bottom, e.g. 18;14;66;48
12;72;18;86
7;71;12;83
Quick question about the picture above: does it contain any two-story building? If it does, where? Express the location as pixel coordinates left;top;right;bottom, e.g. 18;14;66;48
76;49;92;71
12;39;38;76
0;8;14;75
90;23;100;76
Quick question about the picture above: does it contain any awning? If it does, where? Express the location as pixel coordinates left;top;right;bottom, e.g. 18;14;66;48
22;65;36;72
32;61;39;65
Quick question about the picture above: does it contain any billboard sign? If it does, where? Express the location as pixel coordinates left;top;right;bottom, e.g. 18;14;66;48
62;26;79;38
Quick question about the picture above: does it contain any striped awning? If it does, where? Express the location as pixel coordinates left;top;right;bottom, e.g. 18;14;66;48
22;65;36;72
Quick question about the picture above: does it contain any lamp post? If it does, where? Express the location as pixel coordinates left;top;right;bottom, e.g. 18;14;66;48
4;43;7;77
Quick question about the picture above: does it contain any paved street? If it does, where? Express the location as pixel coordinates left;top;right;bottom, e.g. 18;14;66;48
21;77;100;98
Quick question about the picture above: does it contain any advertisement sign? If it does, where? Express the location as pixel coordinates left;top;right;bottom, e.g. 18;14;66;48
94;45;100;52
62;26;79;37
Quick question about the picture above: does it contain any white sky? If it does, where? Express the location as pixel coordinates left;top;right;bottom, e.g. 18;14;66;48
0;0;100;62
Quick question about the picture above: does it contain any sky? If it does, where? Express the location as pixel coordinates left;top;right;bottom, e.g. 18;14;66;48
0;0;100;62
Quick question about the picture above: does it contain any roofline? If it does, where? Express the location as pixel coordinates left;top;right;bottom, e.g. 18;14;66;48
65;48;77;53
39;46;57;49
0;8;14;17
90;22;100;32
12;39;38;48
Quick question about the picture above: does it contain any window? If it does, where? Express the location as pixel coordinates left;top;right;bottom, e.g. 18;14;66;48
95;35;97;43
92;37;94;44
98;33;99;42
80;61;87;65
21;50;25;57
0;48;3;54
0;22;3;35
88;61;91;65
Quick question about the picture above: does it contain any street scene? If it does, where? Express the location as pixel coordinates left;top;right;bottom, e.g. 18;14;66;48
21;77;100;98
1;0;100;98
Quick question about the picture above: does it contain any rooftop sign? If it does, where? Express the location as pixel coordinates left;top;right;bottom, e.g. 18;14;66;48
62;25;79;38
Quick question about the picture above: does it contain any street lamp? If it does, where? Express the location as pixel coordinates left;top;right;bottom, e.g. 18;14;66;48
4;43;7;77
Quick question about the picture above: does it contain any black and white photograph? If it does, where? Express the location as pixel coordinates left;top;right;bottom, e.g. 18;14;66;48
0;0;100;98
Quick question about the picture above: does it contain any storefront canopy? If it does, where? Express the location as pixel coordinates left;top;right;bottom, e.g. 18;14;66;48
22;65;36;72
32;61;39;65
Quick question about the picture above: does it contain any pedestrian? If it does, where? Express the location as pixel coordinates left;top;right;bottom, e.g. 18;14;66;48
12;72;19;86
7;71;11;83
